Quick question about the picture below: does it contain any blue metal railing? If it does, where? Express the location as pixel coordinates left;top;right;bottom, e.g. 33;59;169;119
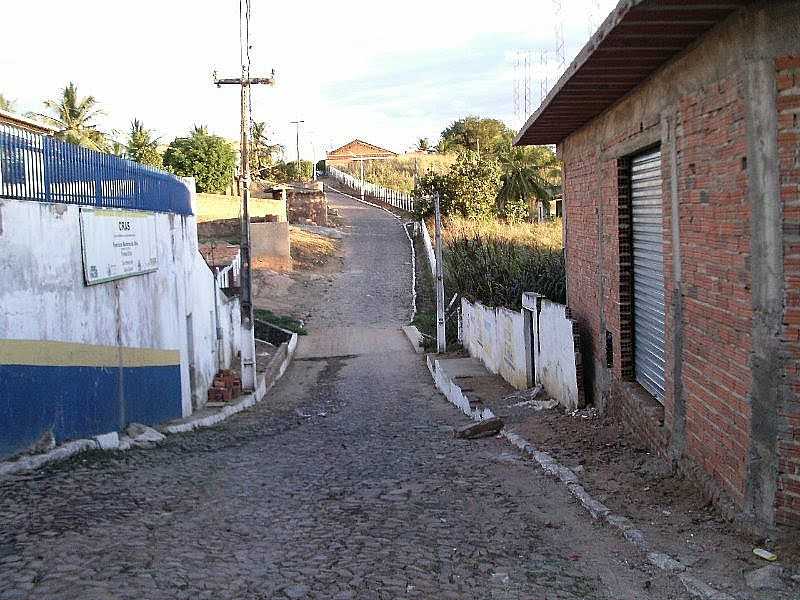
0;123;192;215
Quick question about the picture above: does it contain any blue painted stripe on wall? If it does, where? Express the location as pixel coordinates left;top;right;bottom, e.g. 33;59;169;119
0;363;181;459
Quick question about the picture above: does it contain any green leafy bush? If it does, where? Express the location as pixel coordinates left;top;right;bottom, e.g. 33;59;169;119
163;127;235;193
414;151;501;220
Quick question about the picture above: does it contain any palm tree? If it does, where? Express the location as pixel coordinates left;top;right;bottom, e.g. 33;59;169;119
0;93;15;112
36;82;107;150
416;137;430;152
496;146;560;221
250;121;283;177
126;119;162;167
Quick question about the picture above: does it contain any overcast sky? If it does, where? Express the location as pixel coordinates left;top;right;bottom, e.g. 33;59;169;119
0;0;616;159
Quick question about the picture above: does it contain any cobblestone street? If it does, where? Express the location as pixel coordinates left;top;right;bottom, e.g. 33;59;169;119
0;191;689;599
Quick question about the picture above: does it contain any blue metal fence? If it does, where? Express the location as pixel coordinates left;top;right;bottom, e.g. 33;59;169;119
0;123;192;215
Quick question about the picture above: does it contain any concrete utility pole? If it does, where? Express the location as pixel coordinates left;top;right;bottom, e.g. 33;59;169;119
434;192;446;353
290;120;304;181
213;69;275;392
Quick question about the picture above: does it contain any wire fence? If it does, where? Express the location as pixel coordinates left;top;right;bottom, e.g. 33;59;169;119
0;123;192;215
327;165;414;213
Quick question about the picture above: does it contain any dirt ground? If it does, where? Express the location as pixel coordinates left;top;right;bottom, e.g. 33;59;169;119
251;225;344;326
483;389;800;597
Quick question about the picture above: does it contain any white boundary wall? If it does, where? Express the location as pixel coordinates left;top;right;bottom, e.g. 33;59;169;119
0;181;241;418
460;295;582;410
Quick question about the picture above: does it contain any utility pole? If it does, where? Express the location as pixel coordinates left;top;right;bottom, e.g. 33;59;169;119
290;120;304;181
213;68;275;392
434;192;446;353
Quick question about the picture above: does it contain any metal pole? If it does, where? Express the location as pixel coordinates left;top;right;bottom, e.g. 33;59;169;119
360;159;365;203
434;192;446;353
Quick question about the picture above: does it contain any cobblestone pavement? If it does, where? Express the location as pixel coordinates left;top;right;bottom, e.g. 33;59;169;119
0;192;690;599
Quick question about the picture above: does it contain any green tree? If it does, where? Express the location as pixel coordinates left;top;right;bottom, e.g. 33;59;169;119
0;93;15;112
496;145;560;222
415;137;430;152
270;160;312;183
439;117;515;157
250;121;283;177
36;82;108;151
163;127;236;193
414;151;502;219
126;119;162;168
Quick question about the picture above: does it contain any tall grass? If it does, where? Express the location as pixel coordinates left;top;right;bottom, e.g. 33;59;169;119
338;154;454;193
442;217;565;309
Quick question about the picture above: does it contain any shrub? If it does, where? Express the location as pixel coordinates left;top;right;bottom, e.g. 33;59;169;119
442;217;565;309
413;151;501;220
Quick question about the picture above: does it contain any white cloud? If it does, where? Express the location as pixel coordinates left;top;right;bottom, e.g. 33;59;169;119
0;0;617;158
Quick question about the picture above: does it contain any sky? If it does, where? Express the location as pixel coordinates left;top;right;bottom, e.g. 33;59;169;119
0;0;617;160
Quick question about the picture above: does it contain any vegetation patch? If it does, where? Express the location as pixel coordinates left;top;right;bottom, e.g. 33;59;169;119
442;217;565;310
254;309;307;336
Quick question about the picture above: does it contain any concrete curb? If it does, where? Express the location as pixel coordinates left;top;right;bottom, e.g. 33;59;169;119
0;334;298;476
426;354;737;600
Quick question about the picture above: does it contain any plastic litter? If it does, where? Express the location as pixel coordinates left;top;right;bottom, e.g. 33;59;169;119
753;548;778;562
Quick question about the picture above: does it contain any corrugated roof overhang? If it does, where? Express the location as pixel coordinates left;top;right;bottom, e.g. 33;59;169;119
514;0;752;146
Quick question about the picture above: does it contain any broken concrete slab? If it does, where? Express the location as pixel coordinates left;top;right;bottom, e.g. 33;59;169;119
454;417;504;440
125;423;166;445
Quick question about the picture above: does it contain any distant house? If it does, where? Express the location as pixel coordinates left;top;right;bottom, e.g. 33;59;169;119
0;109;55;135
326;139;397;165
515;0;799;530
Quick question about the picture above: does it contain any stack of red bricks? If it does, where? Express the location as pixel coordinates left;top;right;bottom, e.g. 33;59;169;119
207;369;242;403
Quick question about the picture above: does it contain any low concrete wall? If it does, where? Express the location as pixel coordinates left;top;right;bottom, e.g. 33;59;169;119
526;293;582;411
251;221;291;270
460;299;529;390
460;295;582;409
195;193;286;223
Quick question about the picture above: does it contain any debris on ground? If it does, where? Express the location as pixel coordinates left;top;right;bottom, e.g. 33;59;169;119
122;423;165;449
454;417;504;440
754;548;779;562
207;369;242;403
746;565;786;590
501;384;546;405
512;398;559;411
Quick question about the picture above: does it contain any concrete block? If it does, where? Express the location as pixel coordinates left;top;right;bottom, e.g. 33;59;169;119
94;432;119;450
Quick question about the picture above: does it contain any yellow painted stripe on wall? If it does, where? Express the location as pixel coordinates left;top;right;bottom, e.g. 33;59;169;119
0;339;180;368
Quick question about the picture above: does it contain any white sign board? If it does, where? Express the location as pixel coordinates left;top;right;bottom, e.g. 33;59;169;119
79;207;158;285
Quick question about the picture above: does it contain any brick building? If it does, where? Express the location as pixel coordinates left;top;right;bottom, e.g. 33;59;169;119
516;0;799;530
326;139;396;165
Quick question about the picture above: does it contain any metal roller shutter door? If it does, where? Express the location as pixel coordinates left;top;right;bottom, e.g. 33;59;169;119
631;148;666;402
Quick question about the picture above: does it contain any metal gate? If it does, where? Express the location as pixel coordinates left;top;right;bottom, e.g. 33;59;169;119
631;148;666;402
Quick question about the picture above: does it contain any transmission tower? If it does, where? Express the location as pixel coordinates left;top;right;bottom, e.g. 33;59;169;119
588;0;602;36
513;52;521;125
524;52;532;119
553;0;566;73
539;49;549;105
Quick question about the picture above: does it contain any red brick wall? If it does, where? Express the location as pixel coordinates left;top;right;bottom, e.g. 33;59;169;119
561;69;753;508
777;55;800;526
675;73;751;506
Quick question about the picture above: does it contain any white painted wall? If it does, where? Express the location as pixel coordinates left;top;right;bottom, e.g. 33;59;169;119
461;295;581;409
0;181;241;418
530;296;580;411
460;299;529;390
